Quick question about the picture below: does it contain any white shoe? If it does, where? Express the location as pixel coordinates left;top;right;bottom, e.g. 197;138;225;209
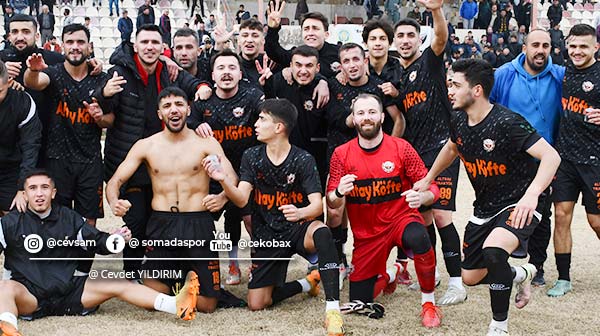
339;263;347;290
438;285;467;305
487;325;509;336
515;263;536;309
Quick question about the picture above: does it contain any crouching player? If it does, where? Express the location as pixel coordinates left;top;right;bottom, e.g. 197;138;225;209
0;170;199;336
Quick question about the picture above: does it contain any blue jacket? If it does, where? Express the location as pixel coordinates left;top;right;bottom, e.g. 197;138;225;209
118;17;133;42
460;0;478;20
490;52;565;145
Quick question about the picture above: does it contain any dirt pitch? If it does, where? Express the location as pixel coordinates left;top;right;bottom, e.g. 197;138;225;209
2;167;599;336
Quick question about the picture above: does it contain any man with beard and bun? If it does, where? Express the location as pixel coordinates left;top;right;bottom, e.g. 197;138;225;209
0;170;201;336
203;98;344;336
106;87;238;314
393;0;465;305
490;29;565;286
188;50;264;286
172;27;211;82
415;58;561;336
265;2;339;79
0;60;41;217
95;24;206;278
327;93;442;328
326;43;403;289
212;19;283;87
547;24;600;298
24;24;111;230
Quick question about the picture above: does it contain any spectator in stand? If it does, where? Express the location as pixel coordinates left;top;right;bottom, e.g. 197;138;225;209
517;25;527;44
549;23;565;51
197;22;209;42
406;6;422;25
42;35;61;52
236;4;250;24
514;0;531;33
137;6;154;29
9;0;28;14
496;35;506;49
482;42;496;65
109;0;119;17
547;0;562;28
37;5;54;45
295;0;308;22
480;34;488;46
92;0;102;8
550;46;564;65
469;45;482;59
159;10;171;46
84;16;91;28
189;0;205;19
41;0;54;13
488;3;497;29
422;7;433;26
493;8;510;41
364;0;382;19
205;14;216;32
459;0;477;29
475;0;491;29
384;0;401;24
192;14;203;31
28;0;38;16
138;0;155;23
118;10;134;43
63;8;74;26
3;6;14;34
507;33;522;57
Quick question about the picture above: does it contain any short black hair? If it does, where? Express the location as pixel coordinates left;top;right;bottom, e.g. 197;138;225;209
157;86;188;104
394;18;420;34
339;42;365;59
136;24;162;39
259;98;297;136
173;27;199;46
23;169;55;189
291;45;319;60
9;14;38;31
451;59;494;98
567;24;596;40
240;18;264;32
210;49;242;71
62;23;90;42
0;60;8;83
300;12;329;31
362;19;394;44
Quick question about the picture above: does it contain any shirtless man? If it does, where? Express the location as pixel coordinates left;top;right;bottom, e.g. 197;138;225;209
106;86;238;313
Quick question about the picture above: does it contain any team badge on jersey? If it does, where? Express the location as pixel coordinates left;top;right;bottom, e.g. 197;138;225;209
304;100;314;111
88;89;95;96
232;106;245;118
582;81;594;92
483;139;495;152
409;70;417;82
287;173;296;184
382;161;395;173
331;61;341;73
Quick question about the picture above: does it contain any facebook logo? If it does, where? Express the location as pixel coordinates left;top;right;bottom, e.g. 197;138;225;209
106;234;126;254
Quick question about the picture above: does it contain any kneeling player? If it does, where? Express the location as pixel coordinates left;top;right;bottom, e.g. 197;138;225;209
204;98;344;336
327;93;442;328
415;59;561;335
0;171;199;336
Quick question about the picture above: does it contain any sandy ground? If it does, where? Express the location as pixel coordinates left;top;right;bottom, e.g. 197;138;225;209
2;166;599;336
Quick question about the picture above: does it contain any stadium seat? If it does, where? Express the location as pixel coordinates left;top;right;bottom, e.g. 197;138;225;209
175;18;188;28
281;17;290;25
595;2;600;10
104;48;114;59
102;38;115;48
350;17;364;24
100;17;113;27
171;0;185;9
174;9;187;18
584;2;593;10
100;27;113;37
539;10;547;18
582;10;593;19
99;7;110;16
541;2;551;10
86;6;99;17
123;0;134;7
74;7;85;16
158;0;170;8
562;10;570;17
135;0;145;7
572;11;582;19
335;16;349;24
574;3;583;9
90;27;101;37
566;2;574;10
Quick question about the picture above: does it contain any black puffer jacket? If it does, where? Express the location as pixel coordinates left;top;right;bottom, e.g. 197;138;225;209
95;42;201;185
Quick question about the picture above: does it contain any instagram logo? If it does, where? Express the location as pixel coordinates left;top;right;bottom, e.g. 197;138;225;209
24;234;44;254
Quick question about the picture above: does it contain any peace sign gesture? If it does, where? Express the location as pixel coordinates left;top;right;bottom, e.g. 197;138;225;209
256;54;274;87
267;0;286;28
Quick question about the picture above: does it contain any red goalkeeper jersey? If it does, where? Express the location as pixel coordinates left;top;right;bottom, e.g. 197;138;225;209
327;134;439;241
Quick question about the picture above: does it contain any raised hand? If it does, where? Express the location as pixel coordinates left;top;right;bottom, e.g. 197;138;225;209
256;54;274;86
83;97;103;122
214;23;235;46
103;71;127;98
418;0;443;10
112;199;132;217
267;0;286;28
26;53;48;72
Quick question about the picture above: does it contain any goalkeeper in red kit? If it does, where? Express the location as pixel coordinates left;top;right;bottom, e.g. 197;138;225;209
326;93;442;328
